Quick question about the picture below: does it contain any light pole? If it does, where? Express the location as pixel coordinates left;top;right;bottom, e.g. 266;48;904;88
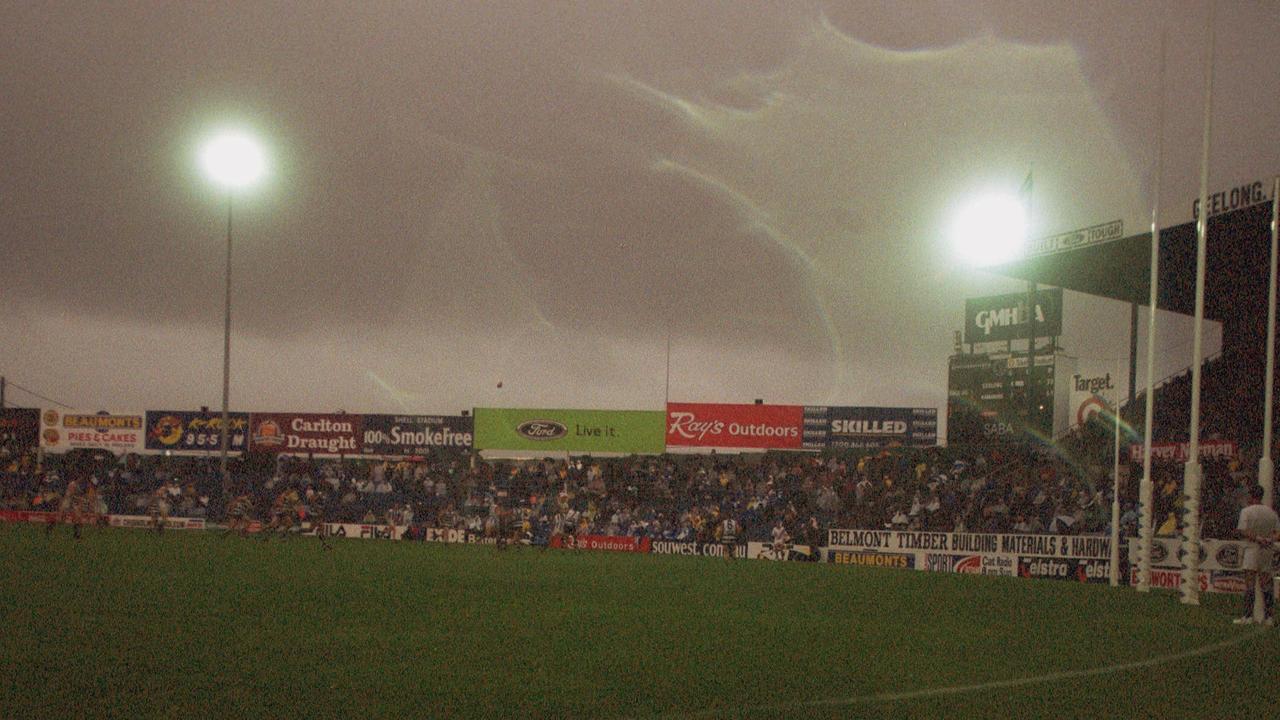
199;130;266;495
1181;1;1215;607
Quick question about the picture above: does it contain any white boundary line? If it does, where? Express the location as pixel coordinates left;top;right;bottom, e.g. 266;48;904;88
635;626;1268;719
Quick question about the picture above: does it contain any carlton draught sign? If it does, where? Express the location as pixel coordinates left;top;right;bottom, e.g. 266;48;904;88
249;413;362;454
665;403;802;449
963;288;1063;343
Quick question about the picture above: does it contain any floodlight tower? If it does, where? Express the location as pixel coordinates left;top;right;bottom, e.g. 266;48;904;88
199;130;267;495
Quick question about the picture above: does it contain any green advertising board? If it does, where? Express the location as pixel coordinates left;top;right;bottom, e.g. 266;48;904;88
473;408;666;453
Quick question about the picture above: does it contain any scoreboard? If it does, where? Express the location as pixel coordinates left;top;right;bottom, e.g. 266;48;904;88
946;349;1074;445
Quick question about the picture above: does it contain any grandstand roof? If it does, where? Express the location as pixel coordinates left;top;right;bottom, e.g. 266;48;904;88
988;202;1274;322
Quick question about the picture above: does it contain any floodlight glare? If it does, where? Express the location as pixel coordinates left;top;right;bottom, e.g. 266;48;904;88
200;131;266;189
950;194;1028;267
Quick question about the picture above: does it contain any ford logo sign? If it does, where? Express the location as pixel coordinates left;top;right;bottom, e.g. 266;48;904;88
1151;542;1168;564
516;420;567;440
1215;545;1242;569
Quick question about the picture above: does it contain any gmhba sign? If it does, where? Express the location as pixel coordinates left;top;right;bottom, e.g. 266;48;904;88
963;288;1063;344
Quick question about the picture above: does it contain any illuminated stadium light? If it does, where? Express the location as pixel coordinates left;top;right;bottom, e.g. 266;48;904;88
196;127;270;496
200;130;266;189
950;194;1029;267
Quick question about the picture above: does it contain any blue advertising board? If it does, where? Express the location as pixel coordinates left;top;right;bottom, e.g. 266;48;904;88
144;410;250;452
360;414;474;455
802;406;937;449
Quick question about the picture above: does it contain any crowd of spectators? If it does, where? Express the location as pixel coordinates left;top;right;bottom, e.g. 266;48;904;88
0;448;219;519
0;439;1259;544
1120;348;1276;450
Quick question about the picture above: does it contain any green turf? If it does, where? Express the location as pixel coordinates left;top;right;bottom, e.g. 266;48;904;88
1;525;1275;719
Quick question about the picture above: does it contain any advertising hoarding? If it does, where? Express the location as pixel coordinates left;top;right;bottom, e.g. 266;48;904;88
249;413;362;454
803;406;937;449
1128;536;1253;573
828;550;917;569
1026;219;1124;257
144;410;250;452
963;288;1063;343
40;409;145;453
549;534;652;552
1069;369;1119;429
1127;440;1237;464
665;402;802;449
650;541;747;558
923;554;1017;576
1017;557;1112;583
825;529;1112;582
322;522;405;540
473;408;665;453
108;515;206;531
360;414;473;455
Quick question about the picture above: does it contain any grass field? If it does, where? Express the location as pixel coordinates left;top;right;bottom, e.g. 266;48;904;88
1;525;1276;719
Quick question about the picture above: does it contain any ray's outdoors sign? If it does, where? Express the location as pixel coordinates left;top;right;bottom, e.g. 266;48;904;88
963;288;1063;344
665;402;803;449
473;408;665;453
360;414;473;455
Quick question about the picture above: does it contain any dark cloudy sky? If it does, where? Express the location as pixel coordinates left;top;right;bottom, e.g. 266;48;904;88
2;1;1276;425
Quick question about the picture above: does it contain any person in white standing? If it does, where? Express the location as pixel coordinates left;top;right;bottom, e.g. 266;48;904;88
1234;484;1280;625
769;519;791;560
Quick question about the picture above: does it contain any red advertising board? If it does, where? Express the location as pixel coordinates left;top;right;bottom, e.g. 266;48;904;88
549;534;652;552
665;402;803;449
0;510;58;523
1127;439;1237;463
249;413;362;454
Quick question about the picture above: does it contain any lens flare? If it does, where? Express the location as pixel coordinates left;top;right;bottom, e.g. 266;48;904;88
200;131;267;189
951;194;1028;267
